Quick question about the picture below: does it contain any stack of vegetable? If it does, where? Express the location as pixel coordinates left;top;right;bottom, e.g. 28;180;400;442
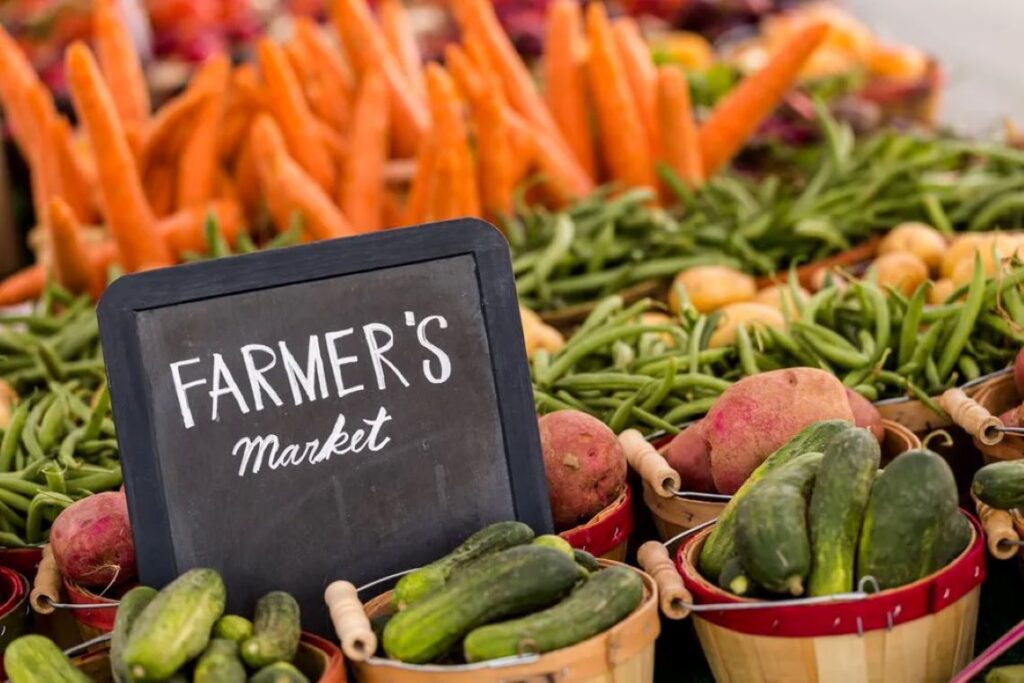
698;421;970;597
4;569;309;682
377;521;643;664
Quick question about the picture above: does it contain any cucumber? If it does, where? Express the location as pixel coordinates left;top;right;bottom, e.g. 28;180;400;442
392;521;534;609
383;545;583;664
973;460;1024;510
249;662;311;683
934;511;972;568
532;534;574;557
699;420;852;579
717;556;755;597
988;665;1024;682
213;614;254;645
3;635;91;683
573;549;601;573
122;568;226;681
241;591;301;669
857;450;959;590
807;428;881;596
193;638;245;683
736;452;823;595
110;585;157;683
463;566;643;662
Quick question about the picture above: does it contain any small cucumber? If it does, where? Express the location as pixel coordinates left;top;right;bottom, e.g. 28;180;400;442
988;665;1024;682
718;556;755;597
393;521;534;609
110;585;157;683
193;638;245;683
532;534;574;557
463;566;643;662
213;614;254;644
699;420;851;579
973;460;1024;510
241;591;301;668
934;511;972;568
808;428;880;596
573;549;601;573
3;635;91;683
249;662;311;683
122;568;226;681
736;452;823;595
383;545;583;664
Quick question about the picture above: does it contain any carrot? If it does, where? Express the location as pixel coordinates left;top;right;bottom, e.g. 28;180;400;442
425;64;479;217
257;39;337;194
47;197;97;295
0;265;45;306
283;38;341;134
468;70;514;218
250;115;354;240
403;137;436;225
233;134;262;220
294;17;355;103
529;122;595;205
328;0;428;157
656;65;703;191
339;71;389;232
144;162;177;218
65;42;170;272
612;17;658;157
543;0;595;178
379;0;425;97
584;3;653;189
381;191;404;229
699;22;829;176
176;72;228;208
160;200;245;254
0;24;41;155
427;149;462;221
24;84;62;220
445;44;483;101
138;84;214;178
503;107;536;184
92;0;150;129
52;117;98;223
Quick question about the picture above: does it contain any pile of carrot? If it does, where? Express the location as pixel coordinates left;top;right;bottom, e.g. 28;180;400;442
0;0;830;307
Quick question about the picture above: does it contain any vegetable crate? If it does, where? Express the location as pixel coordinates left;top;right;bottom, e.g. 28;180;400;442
675;515;985;683
560;485;634;562
643;420;919;542
350;561;658;683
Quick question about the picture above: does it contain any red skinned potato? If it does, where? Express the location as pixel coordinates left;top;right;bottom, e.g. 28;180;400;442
1015;348;1024;397
845;388;884;442
663;421;715;492
1000;406;1021;428
702;368;855;494
538;410;627;531
50;491;136;587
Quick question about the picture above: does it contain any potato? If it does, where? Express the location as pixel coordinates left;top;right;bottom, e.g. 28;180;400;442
538;410;627;530
663;421;715;493
929;278;955;304
809;267;850;293
702;368;855;494
669;266;756;314
878;222;947;272
0;380;13;429
941;234;987;277
520;305;565;359
869;251;929;296
707;302;785;348
638;312;677;347
845;387;884;442
753;283;810;314
1014;348;1024;398
942;233;1022;279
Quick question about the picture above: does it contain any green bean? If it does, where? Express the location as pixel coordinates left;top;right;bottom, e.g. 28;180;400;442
42;463;66;495
898;322;946;377
688;316;707;377
969;191;1024;231
26;492;74;544
33;342;66;381
877;371;948;418
0;532;27;547
958;356;981;382
553;390;589;412
575;296;624;338
853;384;878;401
736;324;759;377
923;193;953;234
0;401;29;472
925;356;942;392
631;348;731;375
58;428;84;469
0;488;31;513
641;358;677;411
1003;284;1024;327
662;397;719;425
899;281;930;367
607;392;640;433
792;323;869;368
21;394;55;461
937;255;986;381
37;394;68;452
858;282;890;364
0;499;25;530
978;313;1024;344
539;324;681;386
532;215;575;302
66;468;123;494
76;439;119;456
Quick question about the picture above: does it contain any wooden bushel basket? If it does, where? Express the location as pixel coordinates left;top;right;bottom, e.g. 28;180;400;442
337;561;659;683
965;371;1023;463
639;420;920;543
559;485;634;562
674;513;984;683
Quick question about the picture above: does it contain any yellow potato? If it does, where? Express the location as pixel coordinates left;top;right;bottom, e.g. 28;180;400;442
809;267;850;293
878;222;947;271
929;278;955;304
708;302;785;348
948;234;1022;285
520;305;565;358
638;312;677;347
753;284;810;315
669;266;756;314
869;251;929;296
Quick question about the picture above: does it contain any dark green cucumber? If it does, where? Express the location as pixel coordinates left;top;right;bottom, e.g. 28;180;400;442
857;450;959;590
463;566;643;662
241;591;301;668
736;452;823;595
249;662;311;683
987;665;1024;682
383;545;583;664
973;460;1024;510
934;511;972;568
193;638;245;683
3;635;91;683
573;549;601;573
122;568;226;681
532;534;574;557
213;614;254;645
717;556;755;597
808;428;881;596
699;420;852;579
110;585;157;683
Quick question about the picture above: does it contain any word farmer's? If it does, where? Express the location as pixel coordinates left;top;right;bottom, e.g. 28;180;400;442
166;313;454;478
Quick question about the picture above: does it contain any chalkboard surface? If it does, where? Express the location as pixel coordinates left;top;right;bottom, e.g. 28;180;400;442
98;219;550;635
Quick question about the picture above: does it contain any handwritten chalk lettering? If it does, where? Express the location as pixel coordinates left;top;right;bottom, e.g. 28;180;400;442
232;406;392;477
169;314;454;429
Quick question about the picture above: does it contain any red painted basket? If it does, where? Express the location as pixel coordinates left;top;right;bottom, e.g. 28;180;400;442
559;484;634;561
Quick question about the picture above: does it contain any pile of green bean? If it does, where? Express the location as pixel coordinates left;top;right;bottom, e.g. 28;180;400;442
511;105;1024;313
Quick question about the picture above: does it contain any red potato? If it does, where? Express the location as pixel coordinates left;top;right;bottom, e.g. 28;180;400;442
845;387;884;442
538;410;627;531
1015;348;1024;397
702;368;855;494
1000;406;1021;428
663;421;715;492
50;491;136;587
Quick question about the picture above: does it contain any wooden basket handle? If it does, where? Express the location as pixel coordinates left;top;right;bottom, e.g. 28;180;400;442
30;545;60;614
620;430;680;498
972;494;1020;560
324;581;377;662
940;388;1003;445
637;541;690;620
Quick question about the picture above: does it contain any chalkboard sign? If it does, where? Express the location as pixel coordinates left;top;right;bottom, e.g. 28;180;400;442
98;218;551;635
